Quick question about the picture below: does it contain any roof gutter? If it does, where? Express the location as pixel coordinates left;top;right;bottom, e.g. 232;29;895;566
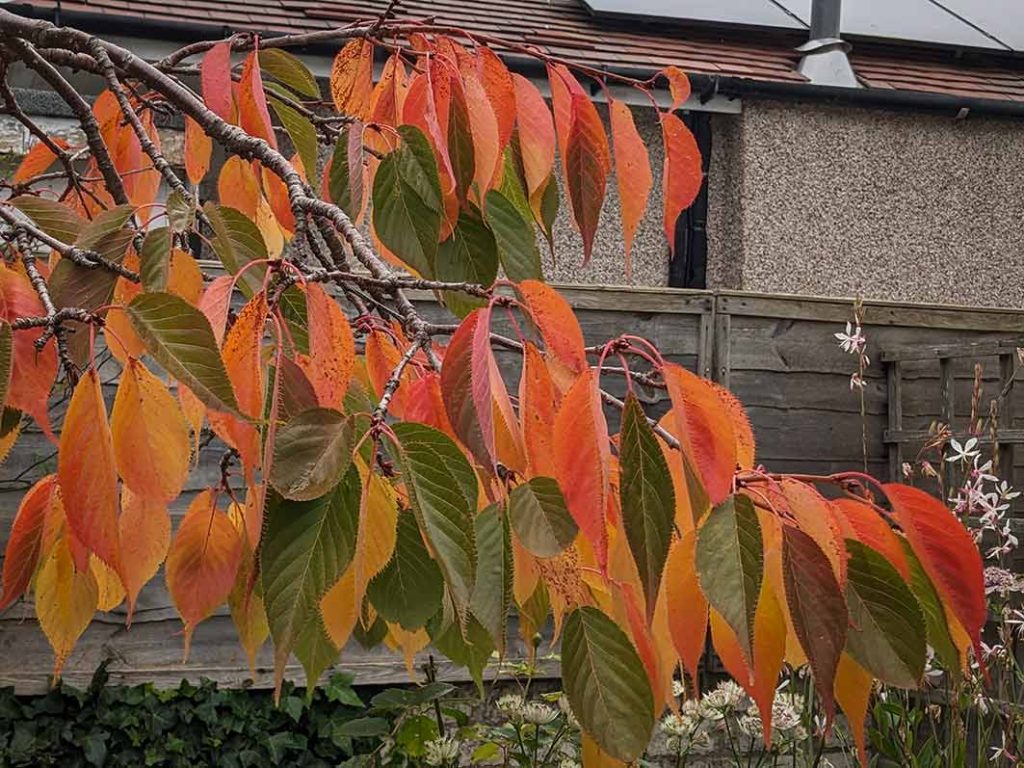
14;2;1024;120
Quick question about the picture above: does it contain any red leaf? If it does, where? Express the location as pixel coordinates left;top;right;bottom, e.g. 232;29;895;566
660;112;703;256
609;99;652;277
198;274;234;346
885;483;986;669
512;74;556;213
303;282;355;409
0;475;57;611
462;70;502;194
518;342;557;476
368;55;406;152
553;369;609;569
365;328;415;419
239;51;277;149
201;41;235;123
0;264;57;438
58;369;121;575
662;362;736;506
330;39;373;120
477;47;516;151
403;68;456;195
566;92;609;264
661;66;691;111
778;478;847;587
516;279;588;378
834;497;910;580
782;524;847;725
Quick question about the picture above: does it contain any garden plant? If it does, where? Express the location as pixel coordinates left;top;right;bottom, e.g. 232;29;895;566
0;7;992;765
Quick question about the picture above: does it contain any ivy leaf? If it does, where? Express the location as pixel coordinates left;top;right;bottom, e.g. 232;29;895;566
390;422;478;614
470;504;512;649
367;511;444;630
269;408;356;502
619;393;675;618
484;189;541;282
371;125;443;277
782;525;847;723
508;477;577;558
844;539;926;689
261;467;361;692
696;495;762;666
126;291;240;416
562;607;655;762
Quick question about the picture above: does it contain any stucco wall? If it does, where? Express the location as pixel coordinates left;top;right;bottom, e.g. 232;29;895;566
707;100;1024;308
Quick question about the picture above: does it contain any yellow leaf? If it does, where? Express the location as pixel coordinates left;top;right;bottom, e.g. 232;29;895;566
119;486;170;620
835;654;874;767
90;554;126;612
320;566;359;649
353;460;398;605
385;622;429;677
228;526;269;677
36;537;98;680
111;358;191;502
582;733;626;768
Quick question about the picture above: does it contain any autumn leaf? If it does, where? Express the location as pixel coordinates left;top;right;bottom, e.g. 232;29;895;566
302;283;355;409
661;66;691;110
0;474;57;611
35;536;99;679
609;99;652;277
201;41;234;122
516;279;588;378
119;486;171;619
330;39;373;120
13;138;68;184
184;117;212;185
166;490;243;658
661;113;702;256
665;531;708;683
566;92;609;264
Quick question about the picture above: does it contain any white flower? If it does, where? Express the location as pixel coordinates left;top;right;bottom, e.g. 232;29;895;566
558;760;580;768
947;437;980;464
521;702;558;725
835;322;867;356
672;679;685;698
557;695;579;728
424;736;460;767
496;694;525;722
738;714;764;740
689;730;716;754
704;680;747;711
661;713;692;738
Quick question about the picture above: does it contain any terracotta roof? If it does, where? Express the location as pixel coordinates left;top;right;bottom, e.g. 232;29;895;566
11;0;1024;102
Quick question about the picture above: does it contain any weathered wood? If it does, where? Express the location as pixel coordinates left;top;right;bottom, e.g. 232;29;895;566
882;337;1024;363
885;429;1024;445
887;361;904;482
940;358;955;428
999;353;1016;478
713;310;731;387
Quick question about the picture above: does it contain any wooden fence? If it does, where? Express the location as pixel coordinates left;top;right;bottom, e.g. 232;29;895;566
2;286;1023;694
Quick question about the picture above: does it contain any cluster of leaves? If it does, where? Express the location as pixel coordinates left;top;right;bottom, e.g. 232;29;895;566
0;665;379;767
0;10;989;767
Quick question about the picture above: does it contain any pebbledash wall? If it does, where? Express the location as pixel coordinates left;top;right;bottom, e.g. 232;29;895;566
3;86;1024;307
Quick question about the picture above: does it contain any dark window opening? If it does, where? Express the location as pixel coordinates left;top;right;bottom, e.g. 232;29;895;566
668;111;712;289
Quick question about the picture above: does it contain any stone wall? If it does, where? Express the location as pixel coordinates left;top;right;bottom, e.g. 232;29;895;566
707;100;1024;308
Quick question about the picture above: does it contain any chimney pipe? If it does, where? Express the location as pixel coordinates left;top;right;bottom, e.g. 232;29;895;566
797;0;860;88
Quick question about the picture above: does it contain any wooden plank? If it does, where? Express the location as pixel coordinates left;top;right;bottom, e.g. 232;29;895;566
881;337;1024;363
885;429;1024;445
713;308;731;387
698;304;714;379
887;361;904;482
999;353;1016;478
940;358;955;428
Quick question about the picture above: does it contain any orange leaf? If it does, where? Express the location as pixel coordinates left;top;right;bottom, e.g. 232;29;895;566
13;138;69;184
364;329;414;418
516;279;588;377
662;66;691;111
565;91;609;264
58;369;121;574
661;113;703;256
168;248;204;305
90;554;126;611
303;282;355;409
179;384;207;459
749;579;787;744
218;156;260;218
330;39;373;120
239;51;277;149
201;41;235;123
519;342;557;476
0;264;57;438
777;478;847;587
35;535;99;680
261;163;297;234
227;524;269;675
477;47;516;151
353;460;399;605
834;498;910;580
553;370;609;569
582;733;626;768
835;653;873;767
321;566;359;649
609;99;652;277
165;490;243;658
403;372;456;440
512;73;556;215
111;358;191;502
462;70;502;195
885;483;987;670
0;474;57;611
198;274;234;346
715;384;756;470
119;486;171;619
663;362;736;506
369;54;407;138
665;531;708;682
184;117;212;185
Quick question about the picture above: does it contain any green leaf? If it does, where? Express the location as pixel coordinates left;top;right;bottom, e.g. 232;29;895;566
139;226;172;293
484;189;541;282
431;612;494;693
394;714;439;757
561;607;655;762
270;96;319;184
269;408;356;501
8;196;84;243
333;717;390;738
536;175;559;251
259;49;320;99
328;123;364;220
370;682;455;710
508;477;577;558
845;539;926;689
619;393;675;615
367;511;444;630
261;467;361;689
782;525;847;720
902;539;960;679
390;422;478;613
126;292;240;416
0;321;11;414
447;85;474;200
203;202;268;296
470;504;512;649
436;206;498;319
75;205;136;249
165;190;196;234
371;125;443;278
695;494;762;665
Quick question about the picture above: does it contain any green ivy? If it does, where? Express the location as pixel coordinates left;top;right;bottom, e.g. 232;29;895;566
0;663;379;767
